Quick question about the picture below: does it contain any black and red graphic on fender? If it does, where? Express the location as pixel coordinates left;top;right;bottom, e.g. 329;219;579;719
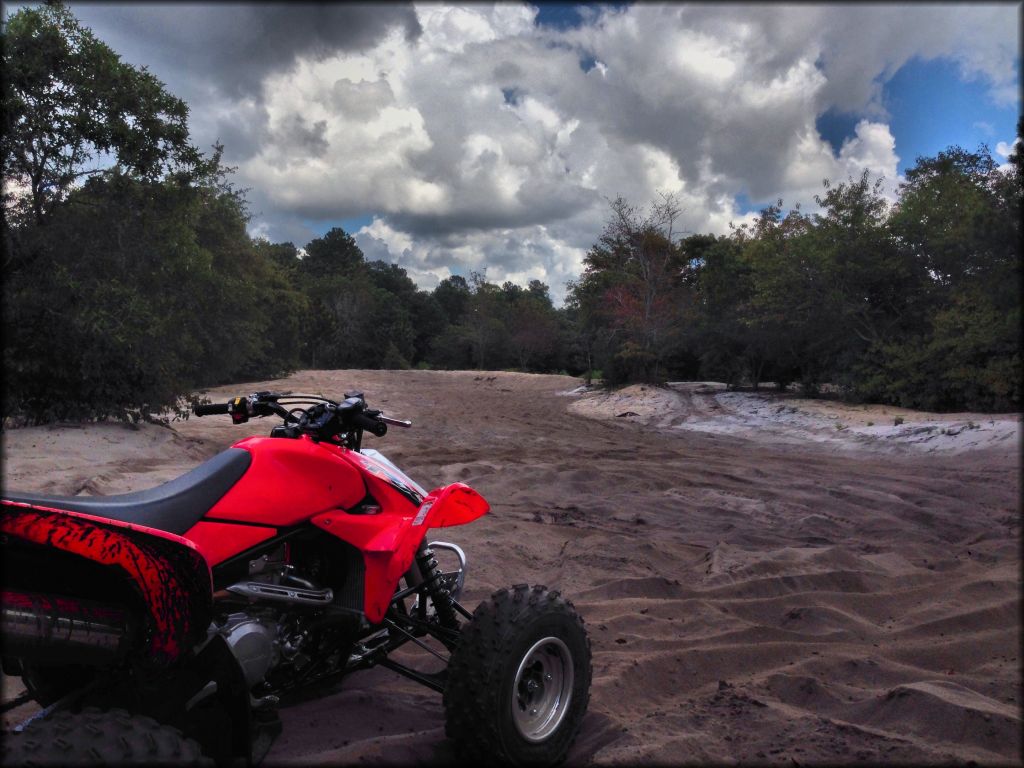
1;501;212;663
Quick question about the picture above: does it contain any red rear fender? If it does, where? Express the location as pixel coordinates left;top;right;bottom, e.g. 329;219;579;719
0;501;212;664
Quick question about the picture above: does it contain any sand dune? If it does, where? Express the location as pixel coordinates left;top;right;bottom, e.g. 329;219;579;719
2;371;1020;764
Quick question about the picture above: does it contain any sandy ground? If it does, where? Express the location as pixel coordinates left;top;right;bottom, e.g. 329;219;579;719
2;371;1020;765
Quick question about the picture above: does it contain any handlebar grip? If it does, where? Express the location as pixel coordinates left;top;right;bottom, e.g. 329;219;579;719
194;402;231;417
351;412;387;437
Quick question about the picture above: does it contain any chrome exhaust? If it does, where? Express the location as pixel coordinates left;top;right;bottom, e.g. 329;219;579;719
1;590;134;663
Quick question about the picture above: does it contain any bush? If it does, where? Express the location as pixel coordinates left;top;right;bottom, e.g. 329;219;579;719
2;174;302;424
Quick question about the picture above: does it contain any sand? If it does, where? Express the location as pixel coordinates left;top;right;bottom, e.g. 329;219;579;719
2;371;1020;764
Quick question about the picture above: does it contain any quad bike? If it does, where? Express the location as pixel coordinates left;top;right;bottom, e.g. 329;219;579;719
1;390;591;765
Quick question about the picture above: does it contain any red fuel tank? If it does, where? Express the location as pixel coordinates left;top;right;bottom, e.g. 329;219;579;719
202;436;366;527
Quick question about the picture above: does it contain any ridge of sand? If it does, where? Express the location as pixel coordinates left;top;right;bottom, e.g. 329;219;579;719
568;381;1020;457
3;370;1020;764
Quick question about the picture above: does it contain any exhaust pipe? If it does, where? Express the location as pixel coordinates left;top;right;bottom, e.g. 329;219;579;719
225;581;334;606
1;590;135;664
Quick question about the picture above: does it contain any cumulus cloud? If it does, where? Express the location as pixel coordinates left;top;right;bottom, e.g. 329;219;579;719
52;2;1019;301
69;3;421;98
353;215;588;302
63;2;421;162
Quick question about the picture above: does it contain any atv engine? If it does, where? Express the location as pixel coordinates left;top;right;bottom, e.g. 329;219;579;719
219;614;280;688
215;540;362;694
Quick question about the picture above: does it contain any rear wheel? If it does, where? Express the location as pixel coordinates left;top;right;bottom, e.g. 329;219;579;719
2;707;211;765
443;584;591;766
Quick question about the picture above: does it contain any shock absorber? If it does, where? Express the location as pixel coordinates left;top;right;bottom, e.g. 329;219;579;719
415;546;458;630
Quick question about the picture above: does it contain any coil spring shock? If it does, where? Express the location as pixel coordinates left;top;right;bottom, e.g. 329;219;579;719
416;546;458;630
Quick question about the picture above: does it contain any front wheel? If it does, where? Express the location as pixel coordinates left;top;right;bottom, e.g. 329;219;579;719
444;584;592;766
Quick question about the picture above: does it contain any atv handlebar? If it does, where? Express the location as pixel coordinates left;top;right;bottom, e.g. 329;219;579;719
194;402;231;417
192;391;407;448
351;411;388;437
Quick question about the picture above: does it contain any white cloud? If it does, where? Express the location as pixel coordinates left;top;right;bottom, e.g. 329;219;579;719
995;139;1020;159
838;120;902;199
70;2;1012;302
353;215;587;303
995;137;1021;174
418;3;536;50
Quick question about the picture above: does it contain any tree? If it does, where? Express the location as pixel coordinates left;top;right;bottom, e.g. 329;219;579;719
2;3;201;225
867;143;1022;410
254;239;301;273
501;280;561;371
891;146;1007;289
1;4;305;423
465;272;513;370
299;227;364;279
568;193;690;383
2;168;303;422
433;275;472;325
689;232;757;388
812;172;915;353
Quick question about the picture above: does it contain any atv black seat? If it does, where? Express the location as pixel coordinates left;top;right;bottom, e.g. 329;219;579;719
2;448;251;535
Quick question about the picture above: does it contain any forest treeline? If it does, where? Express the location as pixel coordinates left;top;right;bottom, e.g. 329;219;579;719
2;4;1021;424
573;145;1021;412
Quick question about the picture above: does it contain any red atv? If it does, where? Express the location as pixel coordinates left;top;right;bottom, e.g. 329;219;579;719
1;390;591;765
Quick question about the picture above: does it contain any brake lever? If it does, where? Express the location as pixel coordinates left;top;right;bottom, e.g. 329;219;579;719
379;415;412;428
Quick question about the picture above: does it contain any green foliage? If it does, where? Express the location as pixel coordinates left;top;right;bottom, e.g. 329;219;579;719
2;3;203;225
3;165;305;422
292;229;442;370
301;228;364;278
850;144;1021;411
569;194;693;384
2;6;300;424
416;271;565;372
568;132;1022;411
382;342;410;370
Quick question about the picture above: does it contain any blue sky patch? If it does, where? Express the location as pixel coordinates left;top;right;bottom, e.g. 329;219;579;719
815;108;862;157
534;4;588;30
733;192;757;216
813;56;1019;178
882;57;1019;173
535;3;629;30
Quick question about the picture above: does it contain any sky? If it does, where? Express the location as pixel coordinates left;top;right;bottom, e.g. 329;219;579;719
13;2;1021;303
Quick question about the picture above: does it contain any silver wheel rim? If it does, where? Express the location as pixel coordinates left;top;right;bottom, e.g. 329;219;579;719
511;636;574;742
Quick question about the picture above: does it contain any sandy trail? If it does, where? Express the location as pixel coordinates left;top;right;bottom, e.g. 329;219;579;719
2;371;1020;764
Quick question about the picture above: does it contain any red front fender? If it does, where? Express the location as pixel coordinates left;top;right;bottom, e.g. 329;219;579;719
414;482;490;529
311;483;489;623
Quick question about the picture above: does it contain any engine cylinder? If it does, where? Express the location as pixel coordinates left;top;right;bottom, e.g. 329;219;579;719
220;615;279;688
